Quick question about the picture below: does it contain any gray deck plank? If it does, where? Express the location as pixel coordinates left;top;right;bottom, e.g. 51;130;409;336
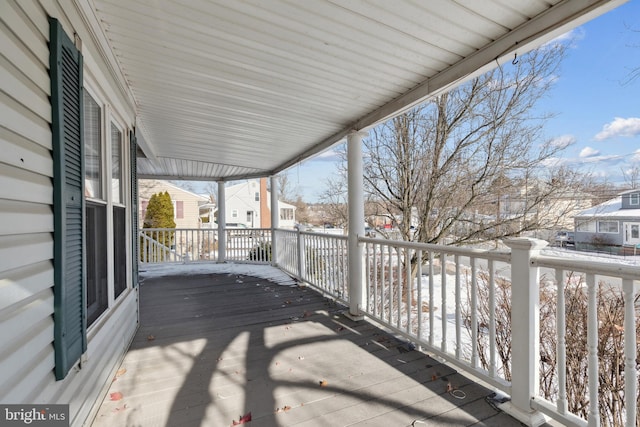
91;270;526;427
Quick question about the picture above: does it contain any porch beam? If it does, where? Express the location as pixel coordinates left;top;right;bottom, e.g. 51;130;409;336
217;181;226;262
346;130;367;320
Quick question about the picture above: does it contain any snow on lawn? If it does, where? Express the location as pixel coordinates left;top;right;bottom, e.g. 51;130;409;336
415;270;476;363
139;262;298;286
542;247;640;266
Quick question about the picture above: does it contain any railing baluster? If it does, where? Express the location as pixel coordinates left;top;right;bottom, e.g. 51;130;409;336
441;251;447;353
397;246;402;329
622;278;637;427
455;254;461;359
406;248;412;333
586;272;599;427
373;243;378;317
429;250;434;347
470;256;478;369
488;258;496;378
556;269;567;415
416;249;423;344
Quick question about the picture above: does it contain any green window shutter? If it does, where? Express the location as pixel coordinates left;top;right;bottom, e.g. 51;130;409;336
50;17;87;380
130;130;139;286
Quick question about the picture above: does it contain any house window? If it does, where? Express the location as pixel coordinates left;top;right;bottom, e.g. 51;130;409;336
255;192;260;201
630;193;640;206
597;220;619;234
576;220;596;232
84;91;108;326
232;209;238;218
83;90;131;327
84;92;102;199
280;208;294;220
172;200;184;219
111;124;123;204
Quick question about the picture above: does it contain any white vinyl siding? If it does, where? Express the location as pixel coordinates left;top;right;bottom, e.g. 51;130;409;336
0;2;138;427
0;0;56;409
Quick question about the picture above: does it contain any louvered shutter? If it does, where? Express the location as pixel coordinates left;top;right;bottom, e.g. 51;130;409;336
50;17;87;380
130;130;139;286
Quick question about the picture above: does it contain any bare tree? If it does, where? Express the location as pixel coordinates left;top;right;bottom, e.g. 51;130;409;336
203;181;217;203
622;22;639;85
621;165;640;189
318;174;349;227
361;41;582;249
274;172;296;203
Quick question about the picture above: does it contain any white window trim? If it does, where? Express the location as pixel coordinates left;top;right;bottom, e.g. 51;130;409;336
597;220;619;234
630;193;640;206
83;81;132;332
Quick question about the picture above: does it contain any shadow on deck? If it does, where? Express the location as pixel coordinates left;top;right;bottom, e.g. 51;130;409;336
91;265;524;427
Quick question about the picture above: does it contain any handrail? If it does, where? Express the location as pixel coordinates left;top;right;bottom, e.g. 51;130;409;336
141;227;639;426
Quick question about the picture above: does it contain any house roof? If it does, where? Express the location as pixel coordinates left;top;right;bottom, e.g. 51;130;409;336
86;0;626;182
575;196;640;218
139;179;210;201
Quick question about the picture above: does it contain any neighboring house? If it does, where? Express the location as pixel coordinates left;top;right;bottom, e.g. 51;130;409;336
217;178;297;229
1;6;138;427
139;180;209;229
574;189;640;250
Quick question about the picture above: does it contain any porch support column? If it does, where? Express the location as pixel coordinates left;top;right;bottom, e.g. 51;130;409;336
346;130;367;320
270;175;279;266
217;181;226;263
503;237;548;427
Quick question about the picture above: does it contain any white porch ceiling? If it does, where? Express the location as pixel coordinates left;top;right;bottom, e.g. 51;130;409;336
88;0;625;181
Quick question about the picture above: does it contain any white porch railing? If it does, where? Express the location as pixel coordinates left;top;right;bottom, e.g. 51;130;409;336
140;227;639;426
139;228;271;263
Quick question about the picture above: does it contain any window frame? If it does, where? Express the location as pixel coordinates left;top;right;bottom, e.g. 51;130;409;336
82;82;132;330
597;220;619;234
630;193;640;206
110;119;125;206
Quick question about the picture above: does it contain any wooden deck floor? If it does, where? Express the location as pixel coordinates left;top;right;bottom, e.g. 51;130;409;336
91;267;525;427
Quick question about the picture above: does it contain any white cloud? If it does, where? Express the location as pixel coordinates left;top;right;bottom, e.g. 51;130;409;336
550;134;576;149
579;147;600;158
594;117;640;141
540;157;567;168
312;149;342;162
632;149;640;163
545;28;586;49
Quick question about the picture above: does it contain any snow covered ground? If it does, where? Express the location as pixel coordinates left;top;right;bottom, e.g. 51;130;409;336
139;262;298;286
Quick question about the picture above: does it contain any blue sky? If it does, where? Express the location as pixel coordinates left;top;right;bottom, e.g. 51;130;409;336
286;1;640;202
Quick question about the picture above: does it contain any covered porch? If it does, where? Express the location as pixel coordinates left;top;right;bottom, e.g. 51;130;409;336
106;229;638;426
91;264;525;427
89;1;639;426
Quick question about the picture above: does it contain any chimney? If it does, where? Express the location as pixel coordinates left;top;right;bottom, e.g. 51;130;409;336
260;178;271;228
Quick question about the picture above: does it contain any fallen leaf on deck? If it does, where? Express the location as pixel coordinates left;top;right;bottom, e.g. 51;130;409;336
319;380;328;387
147;335;155;341
336;326;345;331
231;412;252;425
112;404;128;413
109;392;123;401
283;405;291;412
116;368;127;377
303;311;312;318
